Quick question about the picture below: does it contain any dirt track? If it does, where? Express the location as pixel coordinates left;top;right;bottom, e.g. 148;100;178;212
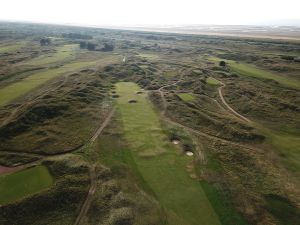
155;76;261;153
217;81;251;123
73;165;97;225
90;107;115;142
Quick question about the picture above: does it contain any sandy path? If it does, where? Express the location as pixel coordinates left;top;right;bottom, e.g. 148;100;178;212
155;76;261;153
73;165;97;225
90;107;115;142
217;81;251;123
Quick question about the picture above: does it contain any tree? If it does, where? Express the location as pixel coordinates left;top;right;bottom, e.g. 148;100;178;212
219;61;226;67
40;38;51;46
102;43;114;51
87;42;96;51
79;41;87;49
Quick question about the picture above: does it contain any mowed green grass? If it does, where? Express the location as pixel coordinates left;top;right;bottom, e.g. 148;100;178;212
206;77;220;86
115;82;221;225
177;93;195;102
0;165;53;204
230;63;300;90
25;44;77;66
208;56;300;90
259;127;300;173
0;61;97;107
0;42;26;53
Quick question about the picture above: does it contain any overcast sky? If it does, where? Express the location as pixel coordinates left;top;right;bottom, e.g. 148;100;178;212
0;0;299;26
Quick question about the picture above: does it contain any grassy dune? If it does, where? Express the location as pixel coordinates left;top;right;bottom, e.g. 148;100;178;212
0;53;121;107
0;61;97;107
230;63;300;90
25;44;77;66
0;42;27;53
115;82;221;225
0;165;53;204
208;56;300;90
259;126;300;173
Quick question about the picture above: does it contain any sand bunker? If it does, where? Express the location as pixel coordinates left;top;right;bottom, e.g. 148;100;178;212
0;165;18;175
186;151;194;156
128;99;137;103
172;139;180;145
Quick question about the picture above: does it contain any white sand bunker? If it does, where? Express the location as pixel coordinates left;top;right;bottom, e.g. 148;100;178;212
172;139;180;145
186;151;194;156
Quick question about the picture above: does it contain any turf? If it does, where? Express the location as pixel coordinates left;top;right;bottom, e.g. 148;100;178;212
0;42;26;53
115;82;221;225
138;53;159;60
259;126;300;173
0;165;53;204
229;63;300;90
206;77;220;86
0;61;97;107
25;44;77;65
265;194;300;225
177;93;195;102
208;56;300;90
200;181;249;225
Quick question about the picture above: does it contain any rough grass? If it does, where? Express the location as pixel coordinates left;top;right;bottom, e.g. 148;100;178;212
24;44;77;65
0;42;26;53
206;77;220;86
230;63;300;90
177;93;195;102
0;61;97;106
0;165;53;204
259;126;300;173
208;56;300;90
115;82;221;225
265;194;300;225
138;53;160;60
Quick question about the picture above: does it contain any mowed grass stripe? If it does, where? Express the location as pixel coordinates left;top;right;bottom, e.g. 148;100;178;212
208;56;300;90
230;63;300;90
0;61;97;107
24;44;77;66
0;165;53;204
0;41;27;53
115;82;221;225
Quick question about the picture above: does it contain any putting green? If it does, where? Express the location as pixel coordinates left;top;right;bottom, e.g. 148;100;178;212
115;82;221;225
177;93;195;102
206;77;220;86
0;165;53;204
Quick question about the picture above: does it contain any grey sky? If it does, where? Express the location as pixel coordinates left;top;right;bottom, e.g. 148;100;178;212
0;0;299;26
